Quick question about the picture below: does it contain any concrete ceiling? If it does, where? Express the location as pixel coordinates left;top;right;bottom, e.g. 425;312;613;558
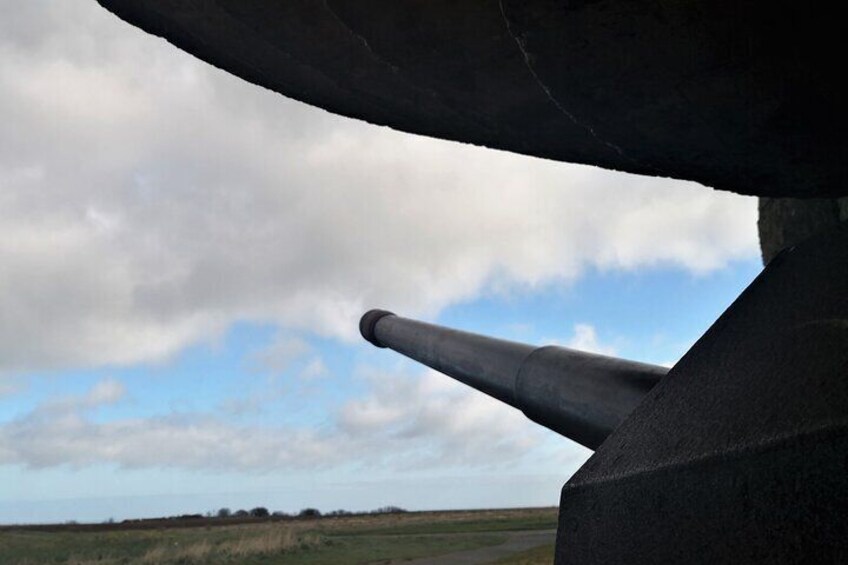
95;0;847;200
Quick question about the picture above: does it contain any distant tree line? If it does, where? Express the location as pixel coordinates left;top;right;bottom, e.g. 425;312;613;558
105;504;409;527
210;505;407;520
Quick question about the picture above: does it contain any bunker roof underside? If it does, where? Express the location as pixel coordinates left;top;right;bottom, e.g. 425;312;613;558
96;0;847;199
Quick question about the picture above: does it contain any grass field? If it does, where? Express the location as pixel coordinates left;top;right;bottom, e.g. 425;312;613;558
0;507;558;564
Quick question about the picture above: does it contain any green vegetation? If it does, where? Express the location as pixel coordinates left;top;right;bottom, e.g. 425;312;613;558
495;541;556;564
0;507;557;564
329;515;557;536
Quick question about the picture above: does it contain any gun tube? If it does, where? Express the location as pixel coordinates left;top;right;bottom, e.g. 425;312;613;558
360;310;667;450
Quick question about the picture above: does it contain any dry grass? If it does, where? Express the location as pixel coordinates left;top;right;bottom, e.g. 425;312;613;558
311;507;557;532
1;507;557;564
42;560;103;565
138;543;168;563
138;524;320;563
65;556;120;565
219;526;319;557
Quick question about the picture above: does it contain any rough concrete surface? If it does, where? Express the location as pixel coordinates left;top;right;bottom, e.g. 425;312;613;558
759;197;848;263
557;224;848;563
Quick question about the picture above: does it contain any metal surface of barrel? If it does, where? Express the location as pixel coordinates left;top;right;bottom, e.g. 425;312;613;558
359;310;668;449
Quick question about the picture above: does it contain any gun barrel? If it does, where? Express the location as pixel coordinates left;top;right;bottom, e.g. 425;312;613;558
360;310;667;449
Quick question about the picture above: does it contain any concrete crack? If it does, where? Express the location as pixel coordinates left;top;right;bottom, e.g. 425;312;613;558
321;0;499;138
498;0;655;171
322;0;400;76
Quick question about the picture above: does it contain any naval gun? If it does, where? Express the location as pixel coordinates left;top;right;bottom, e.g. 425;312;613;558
93;2;848;560
359;309;667;449
359;225;848;564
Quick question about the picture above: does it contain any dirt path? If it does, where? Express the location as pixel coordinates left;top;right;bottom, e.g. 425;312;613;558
396;529;556;564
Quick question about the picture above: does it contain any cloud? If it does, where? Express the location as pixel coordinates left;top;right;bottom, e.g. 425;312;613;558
0;376;25;399
542;323;617;356
0;0;758;372
299;358;328;381
250;334;312;375
0;378;340;471
0;371;558;472
564;324;617;356
0;411;336;471
83;378;125;406
34;377;126;415
337;369;548;468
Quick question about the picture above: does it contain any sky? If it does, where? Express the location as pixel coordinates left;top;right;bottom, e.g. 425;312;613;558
0;0;762;524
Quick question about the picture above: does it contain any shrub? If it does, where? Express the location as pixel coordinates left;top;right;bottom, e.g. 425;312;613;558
326;509;351;517
372;506;407;514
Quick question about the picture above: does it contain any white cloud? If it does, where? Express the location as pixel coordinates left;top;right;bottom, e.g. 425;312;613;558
337;369;549;468
0;371;563;472
0;376;24;399
543;323;617;356
299;358;328;381
0;378;339;470
0;0;758;372
250;334;312;374
565;324;617;356
33;377;126;416
84;378;125;406
0;412;341;471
